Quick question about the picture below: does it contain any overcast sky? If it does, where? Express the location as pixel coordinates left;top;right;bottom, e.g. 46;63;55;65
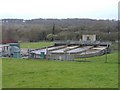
0;0;119;20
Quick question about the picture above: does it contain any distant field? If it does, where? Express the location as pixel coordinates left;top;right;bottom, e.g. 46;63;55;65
20;41;54;49
111;43;118;51
2;52;118;88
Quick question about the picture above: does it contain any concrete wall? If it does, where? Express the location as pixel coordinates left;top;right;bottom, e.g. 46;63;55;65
46;53;74;60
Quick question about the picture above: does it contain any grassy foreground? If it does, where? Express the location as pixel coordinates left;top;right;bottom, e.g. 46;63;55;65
2;52;118;88
0;58;2;89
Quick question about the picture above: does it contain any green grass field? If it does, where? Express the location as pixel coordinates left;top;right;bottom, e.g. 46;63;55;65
20;41;54;48
2;52;118;88
0;58;2;89
2;42;119;88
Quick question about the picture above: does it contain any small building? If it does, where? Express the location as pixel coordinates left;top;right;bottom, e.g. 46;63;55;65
0;43;21;58
82;35;96;41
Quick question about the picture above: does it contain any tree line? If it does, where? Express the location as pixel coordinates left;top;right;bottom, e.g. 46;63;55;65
2;18;118;43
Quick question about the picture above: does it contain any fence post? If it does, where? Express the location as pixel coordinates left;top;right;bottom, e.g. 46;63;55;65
105;49;107;63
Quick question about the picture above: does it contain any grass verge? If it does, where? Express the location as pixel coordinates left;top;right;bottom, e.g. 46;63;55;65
2;52;118;88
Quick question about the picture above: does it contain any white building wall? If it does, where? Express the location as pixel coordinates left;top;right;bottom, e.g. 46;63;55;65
82;35;96;41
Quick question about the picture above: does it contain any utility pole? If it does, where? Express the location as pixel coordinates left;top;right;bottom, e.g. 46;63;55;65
85;49;86;61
